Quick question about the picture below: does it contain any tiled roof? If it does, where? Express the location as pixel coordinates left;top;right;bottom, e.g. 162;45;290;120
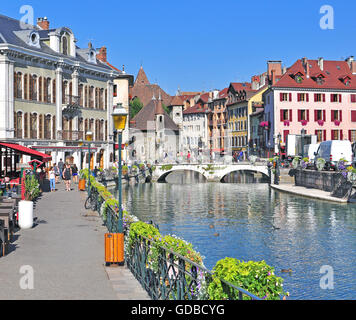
169;95;184;106
0;14;113;71
273;58;356;90
131;98;179;131
230;82;252;91
183;103;209;115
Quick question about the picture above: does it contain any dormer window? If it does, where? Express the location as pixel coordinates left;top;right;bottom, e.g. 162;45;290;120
28;31;40;48
312;73;326;85
290;72;304;83
87;49;97;64
339;75;351;86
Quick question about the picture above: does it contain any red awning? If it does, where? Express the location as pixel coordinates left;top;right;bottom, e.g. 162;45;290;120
0;142;52;162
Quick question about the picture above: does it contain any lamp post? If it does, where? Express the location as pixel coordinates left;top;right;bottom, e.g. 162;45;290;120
112;103;128;261
301;128;306;159
85;131;93;190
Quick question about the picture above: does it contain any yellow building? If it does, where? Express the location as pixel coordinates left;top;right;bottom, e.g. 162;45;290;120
227;82;267;158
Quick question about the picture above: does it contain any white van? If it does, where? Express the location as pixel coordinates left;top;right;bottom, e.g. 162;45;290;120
314;140;352;170
304;143;320;161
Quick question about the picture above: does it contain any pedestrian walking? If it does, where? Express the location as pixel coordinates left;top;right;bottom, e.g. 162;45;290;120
48;166;56;192
72;164;78;184
53;163;60;183
62;163;72;191
187;151;191;163
58;159;64;180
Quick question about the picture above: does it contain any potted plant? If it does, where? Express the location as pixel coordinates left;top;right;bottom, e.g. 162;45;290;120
18;174;40;229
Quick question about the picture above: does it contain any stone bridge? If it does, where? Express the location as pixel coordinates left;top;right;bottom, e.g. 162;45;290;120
152;162;269;182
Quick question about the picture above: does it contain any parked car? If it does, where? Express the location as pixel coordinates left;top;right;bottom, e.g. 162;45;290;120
314;140;353;170
286;134;317;158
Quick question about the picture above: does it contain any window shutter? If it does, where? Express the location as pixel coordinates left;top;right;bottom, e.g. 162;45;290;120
289;93;292;101
314;93;317;102
339;94;342;103
306;93;309;102
314;110;318;121
297;93;300;101
298;110;301;122
323;110;326;121
307;110;310;121
340;130;343;140
339;110;342;121
323;130;326;141
322;94;325;102
349;130;352;141
280;93;283;101
352;94;356;103
289;109;292;121
351;110;356;122
280;109;284;121
331;110;335;121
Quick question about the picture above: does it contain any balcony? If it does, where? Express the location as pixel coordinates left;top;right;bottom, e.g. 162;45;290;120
60;130;84;141
62;95;82;119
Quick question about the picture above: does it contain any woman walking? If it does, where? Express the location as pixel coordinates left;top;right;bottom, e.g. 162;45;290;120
62;163;72;191
48;166;56;192
72;164;78;184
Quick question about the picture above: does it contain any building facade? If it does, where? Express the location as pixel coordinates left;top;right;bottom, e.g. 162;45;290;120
0;14;130;169
263;57;356;154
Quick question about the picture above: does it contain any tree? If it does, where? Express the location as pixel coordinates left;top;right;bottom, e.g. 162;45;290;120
129;97;143;120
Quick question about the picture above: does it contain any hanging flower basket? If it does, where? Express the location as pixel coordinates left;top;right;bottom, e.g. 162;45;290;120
317;120;324;126
283;120;290;126
301;120;308;126
334;120;341;126
259;121;269;129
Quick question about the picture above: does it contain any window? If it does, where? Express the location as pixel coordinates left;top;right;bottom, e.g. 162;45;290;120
297;93;309;102
331;130;342;140
62;36;68;55
280;109;292;121
314;93;325;102
30;75;37;101
113;85;117;97
298;109;309;122
44;115;51;139
351;94;356;103
14;111;22;138
280;92;291;102
24;74;28;100
79;84;83;106
314;110;326;121
351;110;356;122
30;113;37;139
24;113;28;138
330;94;342;103
331;110;342;122
52;79;56;104
315;130;326;142
14;72;22;99
52;115;56;140
349;130;356;143
89;87;94;108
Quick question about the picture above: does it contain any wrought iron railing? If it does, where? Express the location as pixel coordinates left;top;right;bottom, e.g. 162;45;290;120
126;234;261;300
87;183;261;301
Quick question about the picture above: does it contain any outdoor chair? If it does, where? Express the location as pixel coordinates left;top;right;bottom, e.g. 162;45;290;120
0;219;6;257
0;208;13;241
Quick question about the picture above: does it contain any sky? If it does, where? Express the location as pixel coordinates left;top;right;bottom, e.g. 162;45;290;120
1;0;355;95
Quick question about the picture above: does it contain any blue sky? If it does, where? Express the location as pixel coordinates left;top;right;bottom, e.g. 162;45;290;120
1;0;355;95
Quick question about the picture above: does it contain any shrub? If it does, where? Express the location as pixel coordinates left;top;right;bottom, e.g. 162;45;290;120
316;158;326;171
207;258;287;300
24;174;40;201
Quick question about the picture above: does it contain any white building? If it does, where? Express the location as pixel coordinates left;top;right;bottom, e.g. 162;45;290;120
0;14;130;169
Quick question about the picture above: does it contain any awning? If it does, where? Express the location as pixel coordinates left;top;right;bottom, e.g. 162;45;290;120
0;142;52;162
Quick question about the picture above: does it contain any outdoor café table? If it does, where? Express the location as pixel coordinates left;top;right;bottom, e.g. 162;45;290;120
0;202;16;229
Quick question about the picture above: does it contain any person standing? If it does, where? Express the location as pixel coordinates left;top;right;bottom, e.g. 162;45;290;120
58;159;64;181
72;164;78;184
48;166;56;192
53;163;60;183
62;163;72;191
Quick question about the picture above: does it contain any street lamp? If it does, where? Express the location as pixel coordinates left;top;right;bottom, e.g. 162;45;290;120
112;103;128;264
301;128;306;159
85;131;93;190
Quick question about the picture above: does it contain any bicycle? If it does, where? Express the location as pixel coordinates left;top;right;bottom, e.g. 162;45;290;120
84;186;97;211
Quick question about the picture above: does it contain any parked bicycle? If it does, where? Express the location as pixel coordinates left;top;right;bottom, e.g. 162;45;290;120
84;186;97;211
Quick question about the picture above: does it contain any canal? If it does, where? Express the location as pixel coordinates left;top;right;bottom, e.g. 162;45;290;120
116;171;356;300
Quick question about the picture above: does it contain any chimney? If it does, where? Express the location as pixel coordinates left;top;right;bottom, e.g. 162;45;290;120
345;56;355;72
302;57;310;78
271;70;276;85
267;61;282;77
318;57;324;71
96;46;107;63
37;17;49;30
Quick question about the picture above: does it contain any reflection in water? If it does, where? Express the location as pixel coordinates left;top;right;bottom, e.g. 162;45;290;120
164;170;207;184
222;171;270;183
115;172;356;300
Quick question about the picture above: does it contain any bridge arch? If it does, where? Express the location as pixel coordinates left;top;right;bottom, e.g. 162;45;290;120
154;166;208;183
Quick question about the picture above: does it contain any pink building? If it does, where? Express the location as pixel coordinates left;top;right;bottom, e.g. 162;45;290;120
263;57;356;154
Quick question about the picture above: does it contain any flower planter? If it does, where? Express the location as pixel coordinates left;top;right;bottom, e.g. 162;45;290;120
18;200;34;229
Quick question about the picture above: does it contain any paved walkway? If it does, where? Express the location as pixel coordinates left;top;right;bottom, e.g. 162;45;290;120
271;183;349;203
0;180;150;300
